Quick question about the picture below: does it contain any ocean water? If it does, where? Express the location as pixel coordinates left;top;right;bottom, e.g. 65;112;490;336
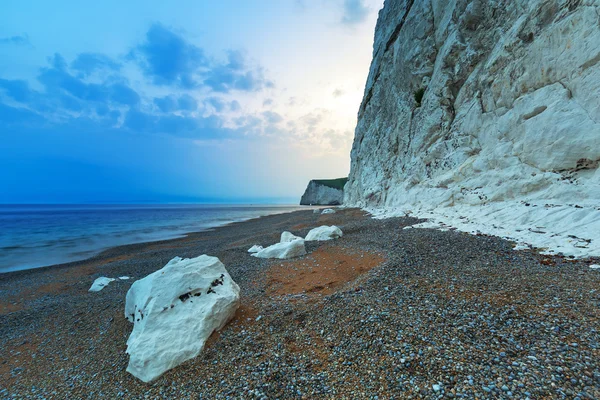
0;204;308;274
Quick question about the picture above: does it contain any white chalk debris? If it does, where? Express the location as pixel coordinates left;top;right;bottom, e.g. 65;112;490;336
280;231;303;243
252;240;307;259
305;225;343;241
88;277;116;292
321;208;336;214
590;264;600;270
124;255;240;382
248;245;263;253
119;276;130;280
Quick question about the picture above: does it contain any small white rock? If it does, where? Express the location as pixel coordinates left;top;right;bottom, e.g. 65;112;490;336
89;277;116;292
321;208;336;214
590;264;600;270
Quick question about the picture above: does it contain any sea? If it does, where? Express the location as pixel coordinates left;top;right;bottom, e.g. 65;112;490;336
0;204;309;274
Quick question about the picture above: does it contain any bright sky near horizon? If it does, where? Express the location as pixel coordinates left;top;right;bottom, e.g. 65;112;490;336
0;0;383;203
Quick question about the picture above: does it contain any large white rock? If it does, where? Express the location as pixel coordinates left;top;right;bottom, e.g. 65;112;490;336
321;208;336;214
89;277;115;292
305;226;343;241
124;255;240;382
251;240;306;259
280;231;303;242
247;245;263;253
345;0;600;258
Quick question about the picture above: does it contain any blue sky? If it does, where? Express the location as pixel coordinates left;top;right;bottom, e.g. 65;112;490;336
0;0;383;203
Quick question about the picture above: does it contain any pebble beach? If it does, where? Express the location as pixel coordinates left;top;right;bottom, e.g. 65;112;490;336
1;208;599;399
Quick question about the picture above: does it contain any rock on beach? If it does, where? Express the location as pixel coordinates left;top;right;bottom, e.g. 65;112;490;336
124;255;240;382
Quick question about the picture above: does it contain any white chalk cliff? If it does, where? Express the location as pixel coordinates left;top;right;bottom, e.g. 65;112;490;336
300;180;344;205
346;0;600;257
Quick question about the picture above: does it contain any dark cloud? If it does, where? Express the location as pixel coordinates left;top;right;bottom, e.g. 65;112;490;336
131;23;207;88
36;53;140;108
131;25;273;93
0;34;30;46
203;50;273;93
342;0;369;25
71;53;121;76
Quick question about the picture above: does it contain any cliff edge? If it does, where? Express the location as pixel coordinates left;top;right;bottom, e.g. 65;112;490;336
346;0;600;257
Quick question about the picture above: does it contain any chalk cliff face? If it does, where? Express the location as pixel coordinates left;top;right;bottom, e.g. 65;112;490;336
300;180;344;205
346;0;600;210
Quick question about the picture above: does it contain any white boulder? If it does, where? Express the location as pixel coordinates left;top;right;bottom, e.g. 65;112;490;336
252;240;306;259
247;245;263;253
280;231;303;243
119;276;130;280
124;255;240;382
89;277;115;292
590;264;600;270
321;208;336;214
305;226;343;241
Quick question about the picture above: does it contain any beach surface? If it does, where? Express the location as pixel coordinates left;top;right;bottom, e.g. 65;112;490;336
1;208;599;399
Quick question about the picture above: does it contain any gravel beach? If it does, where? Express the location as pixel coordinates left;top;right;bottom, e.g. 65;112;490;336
1;208;599;399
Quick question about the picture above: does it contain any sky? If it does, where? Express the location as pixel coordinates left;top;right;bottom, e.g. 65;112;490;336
0;0;383;204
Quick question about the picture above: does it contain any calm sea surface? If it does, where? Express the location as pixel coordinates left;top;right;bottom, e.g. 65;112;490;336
0;204;308;273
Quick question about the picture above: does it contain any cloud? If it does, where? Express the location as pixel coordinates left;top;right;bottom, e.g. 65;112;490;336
36;54;140;108
123;109;236;140
154;94;198;112
262;110;283;124
203;50;273;93
153;95;177;112
205;97;226;112
132;23;208;88
0;34;30;46
0;79;33;102
332;88;344;97
341;0;369;25
263;98;274;107
0;29;276;145
71;53;121;76
178;94;197;111
110;83;140;106
0;103;43;125
131;25;273;93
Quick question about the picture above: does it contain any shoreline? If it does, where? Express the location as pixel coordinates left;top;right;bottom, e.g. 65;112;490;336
2;207;599;398
0;206;318;277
